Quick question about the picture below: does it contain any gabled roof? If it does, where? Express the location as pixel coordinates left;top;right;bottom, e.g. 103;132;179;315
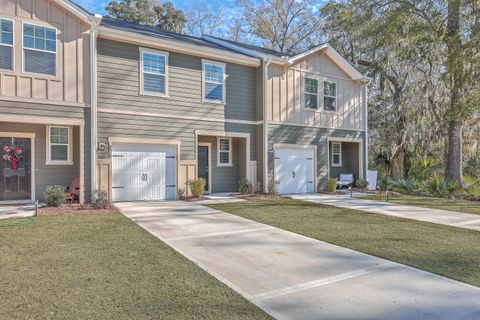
204;35;369;82
56;0;94;25
100;16;257;58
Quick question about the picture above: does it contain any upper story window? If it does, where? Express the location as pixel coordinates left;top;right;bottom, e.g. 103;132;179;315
140;48;168;95
324;81;337;112
0;19;14;71
217;137;232;166
23;23;57;76
46;126;72;165
304;77;319;110
203;60;225;103
332;142;342;166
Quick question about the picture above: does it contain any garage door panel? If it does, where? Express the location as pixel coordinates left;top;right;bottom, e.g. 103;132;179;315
111;144;176;202
275;148;314;195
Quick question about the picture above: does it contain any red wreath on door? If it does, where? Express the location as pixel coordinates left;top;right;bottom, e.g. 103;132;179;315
2;144;24;170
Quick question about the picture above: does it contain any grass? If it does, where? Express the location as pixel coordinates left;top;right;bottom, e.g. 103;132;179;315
208;199;480;287
0;214;271;320
357;194;480;215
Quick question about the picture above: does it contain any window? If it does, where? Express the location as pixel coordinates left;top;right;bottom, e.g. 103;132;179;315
203;60;225;103
23;23;56;76
324;81;337;111
304;77;318;109
47;126;72;164
0;19;14;71
140;49;168;95
332;142;342;167
217;137;232;166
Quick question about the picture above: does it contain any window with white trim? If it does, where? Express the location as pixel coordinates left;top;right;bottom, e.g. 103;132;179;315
217;138;232;166
23;23;57;76
332;142;342;167
324;81;337;111
304;77;318;109
0;19;13;71
141;49;168;95
203;61;225;103
47;126;72;164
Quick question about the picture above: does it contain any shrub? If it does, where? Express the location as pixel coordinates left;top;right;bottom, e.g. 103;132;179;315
44;185;66;207
91;189;110;209
391;179;420;195
462;176;480;201
378;177;393;193
326;178;337;192
238;177;260;195
355;178;368;191
268;178;278;195
426;176;461;199
189;178;205;198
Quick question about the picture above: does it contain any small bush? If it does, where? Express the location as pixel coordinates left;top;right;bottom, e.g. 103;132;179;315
268;178;278;195
356;178;369;191
91;189;110;209
189;178;206;198
238;177;260;195
426;176;461;199
391;179;420;195
44;185;66;207
326;178;337;192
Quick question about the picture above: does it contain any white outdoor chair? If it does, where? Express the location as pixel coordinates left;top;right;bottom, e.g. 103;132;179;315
337;174;354;189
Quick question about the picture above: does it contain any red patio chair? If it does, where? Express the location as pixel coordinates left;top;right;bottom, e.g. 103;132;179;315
65;177;80;203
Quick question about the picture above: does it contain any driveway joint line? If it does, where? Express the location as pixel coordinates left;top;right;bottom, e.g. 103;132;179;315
166;226;275;241
253;263;394;301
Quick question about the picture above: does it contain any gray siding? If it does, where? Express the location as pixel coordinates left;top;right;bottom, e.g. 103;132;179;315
0;100;87;120
268;123;365;190
97;39;258;122
0;122;82;201
198;136;244;193
329;142;359;180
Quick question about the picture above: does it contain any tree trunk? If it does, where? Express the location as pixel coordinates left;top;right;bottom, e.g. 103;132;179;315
389;148;405;180
445;0;463;184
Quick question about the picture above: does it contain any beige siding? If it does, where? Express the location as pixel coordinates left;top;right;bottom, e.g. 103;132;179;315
267;53;366;130
0;0;91;105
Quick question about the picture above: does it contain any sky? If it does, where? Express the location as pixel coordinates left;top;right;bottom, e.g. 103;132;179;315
79;0;239;16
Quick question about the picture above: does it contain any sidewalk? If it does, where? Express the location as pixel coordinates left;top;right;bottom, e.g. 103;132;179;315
291;194;480;232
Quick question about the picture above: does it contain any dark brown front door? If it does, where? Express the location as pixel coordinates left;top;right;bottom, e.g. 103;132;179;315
0;137;31;201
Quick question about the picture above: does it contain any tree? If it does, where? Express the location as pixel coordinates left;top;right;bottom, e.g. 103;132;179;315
106;0;186;33
237;0;323;54
185;1;225;37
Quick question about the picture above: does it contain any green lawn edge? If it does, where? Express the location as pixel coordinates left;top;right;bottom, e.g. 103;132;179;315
0;214;271;320
208;199;480;287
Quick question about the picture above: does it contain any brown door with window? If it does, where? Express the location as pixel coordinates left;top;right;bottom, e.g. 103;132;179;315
0;137;31;201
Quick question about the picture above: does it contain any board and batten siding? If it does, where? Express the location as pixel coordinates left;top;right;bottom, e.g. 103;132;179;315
0;0;91;105
97;39;258;122
267;53;366;130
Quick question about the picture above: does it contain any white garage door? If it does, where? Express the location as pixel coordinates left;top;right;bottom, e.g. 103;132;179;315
274;148;314;194
112;144;176;202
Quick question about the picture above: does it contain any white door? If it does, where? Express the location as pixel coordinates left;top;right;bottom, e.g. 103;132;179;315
274;148;314;194
111;144;176;201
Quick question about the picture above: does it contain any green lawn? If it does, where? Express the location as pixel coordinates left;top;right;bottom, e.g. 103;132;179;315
0;214;270;320
208;199;480;287
357;194;480;215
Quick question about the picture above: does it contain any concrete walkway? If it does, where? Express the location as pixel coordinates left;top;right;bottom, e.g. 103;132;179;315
118;201;480;320
291;194;480;232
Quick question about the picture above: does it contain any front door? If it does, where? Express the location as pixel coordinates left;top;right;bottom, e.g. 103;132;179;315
0;137;31;201
198;145;210;192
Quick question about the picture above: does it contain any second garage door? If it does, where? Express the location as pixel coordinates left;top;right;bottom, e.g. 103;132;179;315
111;144;177;202
274;147;314;194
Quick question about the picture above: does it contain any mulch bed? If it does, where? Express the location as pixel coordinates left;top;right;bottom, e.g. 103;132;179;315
231;194;283;200
180;196;210;202
38;204;120;216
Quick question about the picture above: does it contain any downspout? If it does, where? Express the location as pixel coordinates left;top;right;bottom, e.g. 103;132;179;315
262;58;272;193
90;16;100;195
364;82;370;177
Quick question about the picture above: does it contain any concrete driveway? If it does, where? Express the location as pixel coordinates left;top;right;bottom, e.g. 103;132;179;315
117;201;480;320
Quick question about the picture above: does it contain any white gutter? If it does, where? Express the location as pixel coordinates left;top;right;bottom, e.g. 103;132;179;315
263;58;272;193
90;15;101;195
